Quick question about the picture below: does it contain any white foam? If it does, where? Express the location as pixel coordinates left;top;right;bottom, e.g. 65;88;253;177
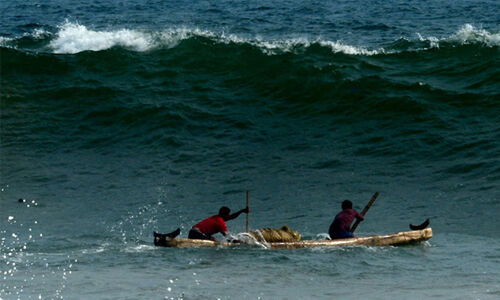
0;36;13;43
157;26;218;48
49;22;155;54
217;34;385;56
319;40;384;55
48;22;223;54
0;36;15;49
452;24;500;46
417;24;500;48
123;244;155;253
417;33;440;48
81;243;109;254
240;36;311;54
215;33;384;56
28;28;51;40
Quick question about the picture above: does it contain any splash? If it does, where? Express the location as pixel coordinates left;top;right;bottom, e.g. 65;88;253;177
108;200;163;245
234;232;270;248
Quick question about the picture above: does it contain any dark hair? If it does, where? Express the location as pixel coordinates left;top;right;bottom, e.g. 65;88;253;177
218;206;231;216
342;200;353;210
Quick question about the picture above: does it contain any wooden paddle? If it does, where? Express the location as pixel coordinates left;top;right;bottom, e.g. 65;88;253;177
350;192;379;233
246;190;249;232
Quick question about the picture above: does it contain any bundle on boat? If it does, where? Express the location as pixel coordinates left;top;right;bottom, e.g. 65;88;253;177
249;225;301;243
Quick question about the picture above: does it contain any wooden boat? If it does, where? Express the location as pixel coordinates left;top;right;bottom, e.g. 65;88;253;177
155;228;432;249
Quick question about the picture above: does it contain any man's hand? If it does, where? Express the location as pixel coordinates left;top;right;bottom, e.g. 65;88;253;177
226;207;249;221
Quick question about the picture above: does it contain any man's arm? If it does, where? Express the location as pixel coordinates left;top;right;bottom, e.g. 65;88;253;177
225;207;249;221
355;210;365;221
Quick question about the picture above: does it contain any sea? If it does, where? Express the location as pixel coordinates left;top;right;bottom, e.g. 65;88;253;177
1;0;499;299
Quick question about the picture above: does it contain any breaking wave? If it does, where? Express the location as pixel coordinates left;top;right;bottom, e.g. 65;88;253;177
1;22;498;55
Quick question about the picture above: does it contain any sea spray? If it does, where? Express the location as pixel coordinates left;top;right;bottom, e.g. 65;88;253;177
0;199;76;300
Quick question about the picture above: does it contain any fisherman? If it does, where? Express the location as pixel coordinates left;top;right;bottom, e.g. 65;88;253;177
329;200;364;239
188;206;249;242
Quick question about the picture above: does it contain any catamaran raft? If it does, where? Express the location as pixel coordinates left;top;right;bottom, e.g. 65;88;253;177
154;192;432;249
154;228;433;249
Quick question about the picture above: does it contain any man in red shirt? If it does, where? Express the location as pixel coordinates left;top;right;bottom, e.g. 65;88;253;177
188;206;249;241
329;200;364;239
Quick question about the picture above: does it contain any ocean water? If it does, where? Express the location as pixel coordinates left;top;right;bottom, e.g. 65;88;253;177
1;0;499;299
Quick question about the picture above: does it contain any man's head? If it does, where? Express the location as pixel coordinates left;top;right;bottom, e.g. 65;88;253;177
341;200;353;210
218;206;231;220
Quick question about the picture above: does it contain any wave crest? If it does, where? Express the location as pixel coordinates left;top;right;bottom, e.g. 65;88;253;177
46;22;381;56
2;22;498;55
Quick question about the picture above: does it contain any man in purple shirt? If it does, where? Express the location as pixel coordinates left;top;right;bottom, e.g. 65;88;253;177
329;200;364;239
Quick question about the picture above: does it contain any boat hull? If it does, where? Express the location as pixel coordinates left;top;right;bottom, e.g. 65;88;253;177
156;228;433;249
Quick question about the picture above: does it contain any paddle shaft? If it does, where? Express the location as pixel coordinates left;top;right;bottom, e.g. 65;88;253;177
350;192;379;233
246;190;249;232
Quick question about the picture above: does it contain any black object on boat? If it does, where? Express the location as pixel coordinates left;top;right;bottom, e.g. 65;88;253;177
409;218;430;230
154;228;181;247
